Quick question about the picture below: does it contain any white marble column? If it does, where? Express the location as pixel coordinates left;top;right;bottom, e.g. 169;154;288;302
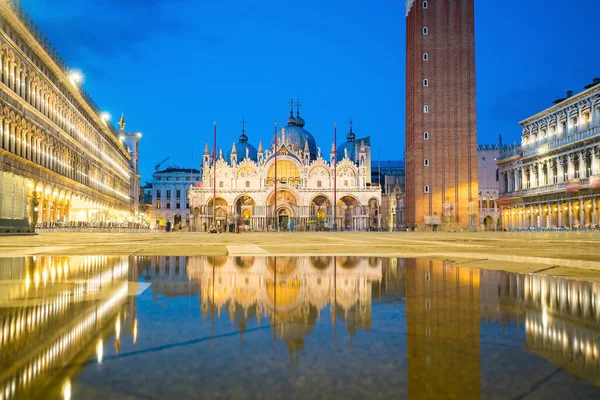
580;152;587;178
593;198;598;225
580;199;586;226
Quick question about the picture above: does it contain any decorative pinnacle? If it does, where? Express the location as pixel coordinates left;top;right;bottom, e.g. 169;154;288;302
118;113;126;130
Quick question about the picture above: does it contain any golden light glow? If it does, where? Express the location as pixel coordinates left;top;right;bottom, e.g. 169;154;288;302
97;339;103;364
68;69;84;86
63;379;71;400
133;319;138;344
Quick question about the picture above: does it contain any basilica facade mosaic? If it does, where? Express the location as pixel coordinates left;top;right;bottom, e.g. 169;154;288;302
188;107;382;231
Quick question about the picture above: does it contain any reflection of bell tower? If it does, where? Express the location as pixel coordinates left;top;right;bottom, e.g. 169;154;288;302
406;260;480;398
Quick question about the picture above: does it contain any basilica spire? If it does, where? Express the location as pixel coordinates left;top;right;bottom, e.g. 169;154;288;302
287;98;297;126
295;98;305;127
347;118;356;141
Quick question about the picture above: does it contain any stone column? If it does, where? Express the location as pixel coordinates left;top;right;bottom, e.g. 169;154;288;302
557;204;562;227
593;198;598;225
580;199;586;226
558;159;565;183
530;206;535;227
580;152;587;178
547;204;553;228
568;202;573;228
539;205;544;228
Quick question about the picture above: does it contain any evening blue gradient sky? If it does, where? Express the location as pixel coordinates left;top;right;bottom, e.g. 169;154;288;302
20;0;600;181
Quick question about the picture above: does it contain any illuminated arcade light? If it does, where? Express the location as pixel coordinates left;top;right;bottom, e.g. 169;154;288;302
63;379;71;400
68;69;84;86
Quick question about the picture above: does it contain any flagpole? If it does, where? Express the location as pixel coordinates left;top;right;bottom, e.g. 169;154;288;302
273;120;278;232
213;121;217;230
333;122;337;231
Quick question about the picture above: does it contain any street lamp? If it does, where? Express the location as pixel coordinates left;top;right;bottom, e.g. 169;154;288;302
68;69;84;86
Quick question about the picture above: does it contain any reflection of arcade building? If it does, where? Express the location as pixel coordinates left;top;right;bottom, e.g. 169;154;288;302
0;256;133;399
187;256;382;347
188;105;382;231
498;272;600;385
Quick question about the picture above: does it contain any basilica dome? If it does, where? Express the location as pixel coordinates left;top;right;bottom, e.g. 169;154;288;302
230;130;258;162
272;113;317;159
336;125;357;161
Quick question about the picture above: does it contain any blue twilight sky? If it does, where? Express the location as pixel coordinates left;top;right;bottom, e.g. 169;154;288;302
19;0;600;181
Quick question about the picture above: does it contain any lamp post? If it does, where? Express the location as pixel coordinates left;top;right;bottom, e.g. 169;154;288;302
213;121;217;230
273;120;278;231
333;122;337;231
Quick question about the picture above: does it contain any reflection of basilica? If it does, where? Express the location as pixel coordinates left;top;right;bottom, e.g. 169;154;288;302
187;256;383;355
188;103;382;232
0;256;134;400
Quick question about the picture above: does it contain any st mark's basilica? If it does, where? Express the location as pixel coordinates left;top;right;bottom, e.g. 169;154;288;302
188;104;383;231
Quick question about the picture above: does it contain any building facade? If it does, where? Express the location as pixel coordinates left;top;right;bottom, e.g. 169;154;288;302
0;2;140;227
477;143;502;230
405;0;479;229
498;80;600;230
152;168;202;227
372;160;405;231
188;106;382;231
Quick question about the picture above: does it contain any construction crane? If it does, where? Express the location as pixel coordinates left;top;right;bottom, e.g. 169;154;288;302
154;156;170;171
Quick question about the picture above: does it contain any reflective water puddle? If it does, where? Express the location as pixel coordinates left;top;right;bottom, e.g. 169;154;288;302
0;256;599;399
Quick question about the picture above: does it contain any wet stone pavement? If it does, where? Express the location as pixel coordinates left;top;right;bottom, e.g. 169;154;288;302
0;255;599;399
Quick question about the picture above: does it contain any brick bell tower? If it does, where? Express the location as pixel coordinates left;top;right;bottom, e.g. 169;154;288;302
405;0;479;228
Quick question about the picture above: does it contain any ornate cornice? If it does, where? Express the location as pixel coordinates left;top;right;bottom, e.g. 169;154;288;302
0;2;129;159
520;85;600;129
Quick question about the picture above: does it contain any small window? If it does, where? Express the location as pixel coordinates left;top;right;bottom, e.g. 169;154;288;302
423;79;429;87
245;180;250;188
424;185;430;193
423;53;429;61
219;181;224;188
317;180;322;188
166;203;171;209
423;1;428;9
422;27;428;35
424;158;430;167
176;203;181;209
424;132;429;140
344;180;348;187
156;202;161;209
423;105;429;113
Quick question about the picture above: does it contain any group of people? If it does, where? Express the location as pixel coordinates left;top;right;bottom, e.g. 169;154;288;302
159;221;184;232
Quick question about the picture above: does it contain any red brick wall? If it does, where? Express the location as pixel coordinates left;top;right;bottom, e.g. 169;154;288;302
405;0;479;227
